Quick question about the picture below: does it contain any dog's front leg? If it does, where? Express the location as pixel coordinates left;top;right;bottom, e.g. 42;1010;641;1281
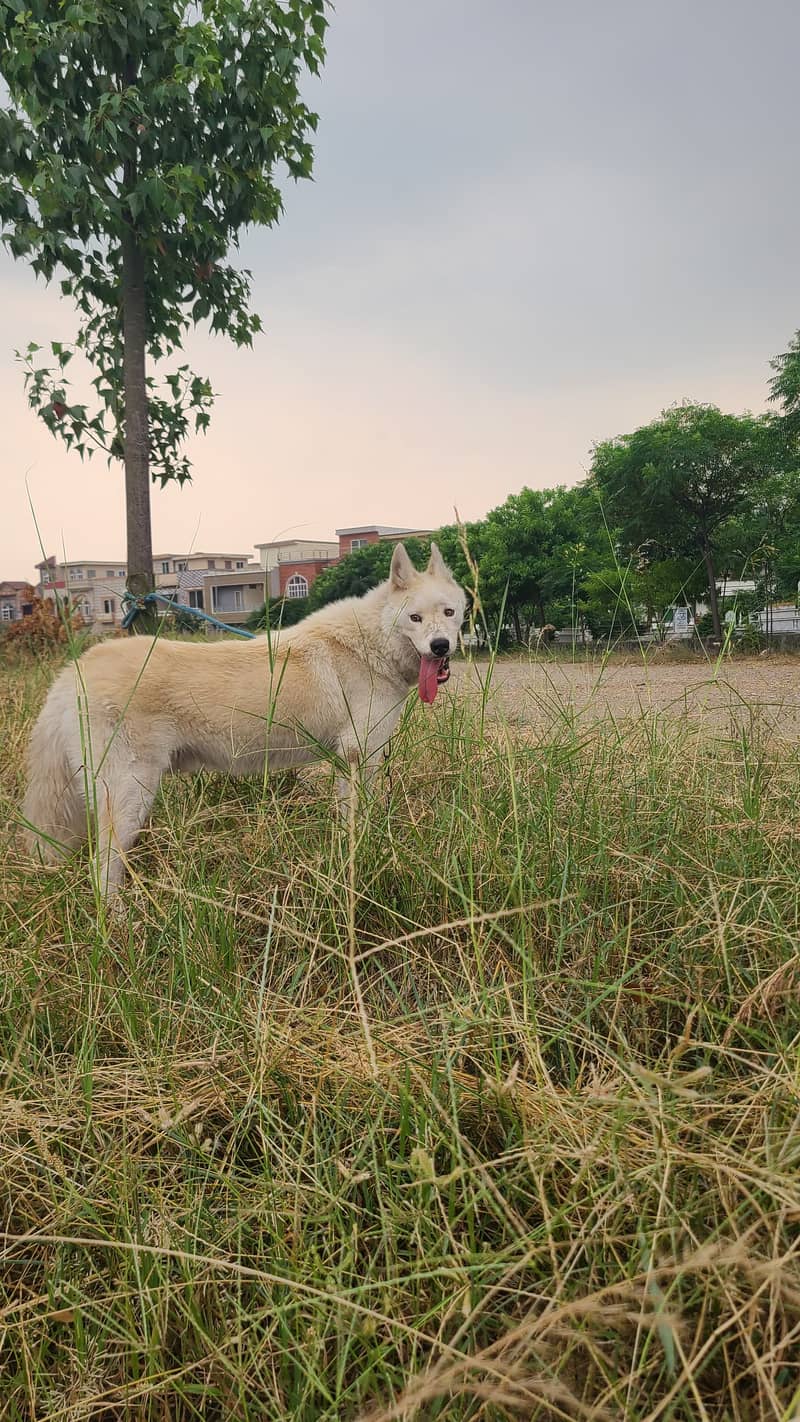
335;739;385;820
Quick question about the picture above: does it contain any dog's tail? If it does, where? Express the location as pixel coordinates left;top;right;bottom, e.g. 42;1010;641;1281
21;668;88;863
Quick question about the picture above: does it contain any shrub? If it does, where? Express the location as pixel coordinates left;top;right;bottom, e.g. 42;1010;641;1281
0;597;85;655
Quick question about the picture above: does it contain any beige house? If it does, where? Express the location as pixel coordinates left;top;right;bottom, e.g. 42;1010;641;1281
36;557;128;631
153;551;252;590
200;567;266;628
152;552;263;629
35;551;259;634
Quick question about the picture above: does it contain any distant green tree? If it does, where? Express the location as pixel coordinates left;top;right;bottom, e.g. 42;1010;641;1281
633;557;706;635
591;404;768;638
307;539;431;610
579;565;645;641
769;330;800;436
473;484;609;642
715;461;800;608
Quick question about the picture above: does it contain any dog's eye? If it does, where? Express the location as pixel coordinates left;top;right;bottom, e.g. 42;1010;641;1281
444;608;455;618
410;613;422;623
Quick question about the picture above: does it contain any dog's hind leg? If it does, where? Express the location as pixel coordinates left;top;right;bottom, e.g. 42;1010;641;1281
21;678;89;862
92;755;163;896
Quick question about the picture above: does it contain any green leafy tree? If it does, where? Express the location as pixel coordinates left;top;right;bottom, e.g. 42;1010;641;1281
591;404;767;638
769;330;800;436
307;539;432;610
715;462;800;611
634;556;706;636
579;564;644;641
576;556;706;644
0;0;326;605
475;484;608;642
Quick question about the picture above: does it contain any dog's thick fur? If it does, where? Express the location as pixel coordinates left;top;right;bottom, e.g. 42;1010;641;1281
22;542;466;893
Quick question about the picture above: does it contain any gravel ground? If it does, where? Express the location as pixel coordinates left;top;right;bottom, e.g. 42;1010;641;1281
451;653;800;740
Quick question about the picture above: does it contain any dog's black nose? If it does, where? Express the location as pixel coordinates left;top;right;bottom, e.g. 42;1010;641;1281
430;637;449;657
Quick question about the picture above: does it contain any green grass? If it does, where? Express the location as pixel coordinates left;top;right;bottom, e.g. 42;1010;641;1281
2;648;800;1419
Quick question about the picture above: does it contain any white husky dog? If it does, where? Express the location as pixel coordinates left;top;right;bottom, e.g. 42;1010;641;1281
22;542;466;894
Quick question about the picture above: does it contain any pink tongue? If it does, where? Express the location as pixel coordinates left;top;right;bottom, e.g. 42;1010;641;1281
418;656;443;704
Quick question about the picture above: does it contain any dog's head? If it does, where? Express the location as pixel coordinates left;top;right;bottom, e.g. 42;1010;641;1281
384;542;467;703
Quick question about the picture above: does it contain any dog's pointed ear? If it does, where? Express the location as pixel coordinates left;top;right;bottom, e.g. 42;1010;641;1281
389;542;415;590
426;541;449;578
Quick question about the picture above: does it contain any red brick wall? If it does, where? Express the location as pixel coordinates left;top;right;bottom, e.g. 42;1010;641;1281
338;532;379;558
278;559;333;597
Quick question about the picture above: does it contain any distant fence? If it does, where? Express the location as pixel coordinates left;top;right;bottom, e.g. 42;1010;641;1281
547;630;800;655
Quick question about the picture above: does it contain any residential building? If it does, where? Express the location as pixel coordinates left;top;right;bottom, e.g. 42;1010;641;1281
0;581;35;624
36;556;128;630
254;538;339;599
153;551;252;591
336;525;433;558
254;538;340;573
35;551;255;633
202;567;266;627
253;528;434;602
32;524;435;633
153;554;262;630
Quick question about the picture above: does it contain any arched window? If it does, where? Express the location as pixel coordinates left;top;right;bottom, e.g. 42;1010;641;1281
286;574;309;599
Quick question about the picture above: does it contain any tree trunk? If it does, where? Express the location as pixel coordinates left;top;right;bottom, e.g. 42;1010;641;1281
702;542;722;639
511;606;522;643
121;62;155;633
122;223;153;603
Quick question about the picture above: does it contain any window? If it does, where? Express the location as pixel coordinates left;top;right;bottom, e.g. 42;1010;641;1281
103;598;115;616
207;559;216;569
224;560;232;570
118;569;126;577
213;585;243;612
1;605;12;621
350;538;369;550
87;569;96;578
286;574;309;599
161;561;171;574
175;560;188;573
70;567;85;580
188;589;204;610
235;560;245;569
80;599;92;620
42;571;52;584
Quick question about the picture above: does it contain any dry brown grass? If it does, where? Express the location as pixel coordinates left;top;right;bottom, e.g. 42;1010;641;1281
1;647;799;1419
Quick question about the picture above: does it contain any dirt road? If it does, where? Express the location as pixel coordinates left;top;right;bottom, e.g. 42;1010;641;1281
451;653;800;740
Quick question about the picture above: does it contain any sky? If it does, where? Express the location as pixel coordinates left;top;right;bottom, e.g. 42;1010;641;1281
2;0;799;582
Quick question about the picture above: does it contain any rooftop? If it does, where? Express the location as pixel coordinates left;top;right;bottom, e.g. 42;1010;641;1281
335;525;426;537
254;537;337;550
35;556;126;568
153;552;251;561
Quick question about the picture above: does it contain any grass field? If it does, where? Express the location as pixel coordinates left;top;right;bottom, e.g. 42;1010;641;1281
2;647;800;1420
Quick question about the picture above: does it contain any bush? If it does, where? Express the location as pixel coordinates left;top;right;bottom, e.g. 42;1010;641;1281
694;610;716;636
247;596;310;632
735;621;766;653
0;597;85;656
